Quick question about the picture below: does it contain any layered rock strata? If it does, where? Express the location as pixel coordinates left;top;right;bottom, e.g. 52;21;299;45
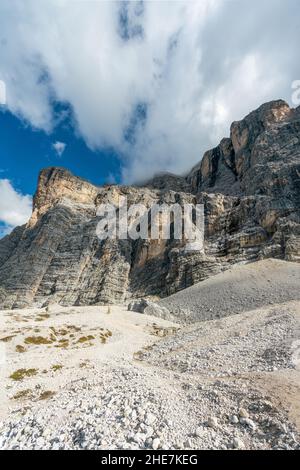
0;100;299;308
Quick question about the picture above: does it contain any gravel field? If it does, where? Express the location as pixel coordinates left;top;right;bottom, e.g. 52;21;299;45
0;260;299;450
159;259;300;323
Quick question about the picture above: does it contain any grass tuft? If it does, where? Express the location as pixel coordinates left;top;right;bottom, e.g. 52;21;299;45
0;335;15;343
24;336;53;345
51;364;63;372
9;368;38;381
12;389;33;400
39;390;56;400
77;335;95;344
35;313;50;322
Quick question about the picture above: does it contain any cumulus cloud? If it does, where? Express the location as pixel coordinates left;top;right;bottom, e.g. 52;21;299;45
0;79;6;105
0;179;32;235
52;141;66;157
0;0;299;182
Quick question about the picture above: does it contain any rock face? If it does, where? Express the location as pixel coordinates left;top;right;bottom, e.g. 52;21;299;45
0;100;299;309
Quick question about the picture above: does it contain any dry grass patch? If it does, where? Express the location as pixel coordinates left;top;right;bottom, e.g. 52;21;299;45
9;368;38;381
150;325;179;338
0;335;16;343
71;326;82;332
133;344;153;362
35;313;50;322
79;360;90;368
15;345;26;353
99;329;113;344
77;335;95;344
50;327;68;336
24;336;53;345
39;391;56;400
51;364;63;372
55;339;69;348
12;389;33;400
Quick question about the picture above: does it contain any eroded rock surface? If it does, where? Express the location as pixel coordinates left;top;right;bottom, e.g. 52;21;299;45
0;100;299;308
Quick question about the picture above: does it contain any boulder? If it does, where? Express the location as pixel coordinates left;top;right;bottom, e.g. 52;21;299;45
127;299;150;313
128;299;171;321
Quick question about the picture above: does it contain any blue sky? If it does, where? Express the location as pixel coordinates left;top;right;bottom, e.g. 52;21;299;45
0;0;299;236
0;104;123;237
0;106;122;196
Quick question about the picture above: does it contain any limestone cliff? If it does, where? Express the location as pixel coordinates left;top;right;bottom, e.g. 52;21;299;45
0;100;299;308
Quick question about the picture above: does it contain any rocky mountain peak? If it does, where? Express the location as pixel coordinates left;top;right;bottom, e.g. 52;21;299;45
29;167;99;227
187;100;299;197
140;172;190;193
0;99;299;309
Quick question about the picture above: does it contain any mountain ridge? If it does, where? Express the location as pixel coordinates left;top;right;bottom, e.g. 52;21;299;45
0;99;299;309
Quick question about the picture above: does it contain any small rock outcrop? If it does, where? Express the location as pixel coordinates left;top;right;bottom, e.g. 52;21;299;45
128;299;171;320
128;299;151;313
0;100;299;308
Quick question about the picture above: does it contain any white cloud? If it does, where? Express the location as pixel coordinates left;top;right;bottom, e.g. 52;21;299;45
0;179;32;234
0;0;299;181
52;141;66;157
0;79;6;105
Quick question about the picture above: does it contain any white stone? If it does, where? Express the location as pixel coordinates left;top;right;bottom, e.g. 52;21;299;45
36;437;45;448
238;408;249;419
152;438;160;450
230;415;239;424
184;438;192;448
207;416;218;428
232;437;245;449
145;413;156;426
195;427;204;437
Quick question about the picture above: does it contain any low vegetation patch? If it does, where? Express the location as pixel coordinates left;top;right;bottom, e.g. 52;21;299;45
39;390;56;400
9;368;38;381
133;344;153;362
99;329;113;343
35;313;50;322
50;327;68;336
51;364;63;372
12;389;33;400
77;335;95;344
24;336;53;345
79;360;90;368
0;335;15;343
151;325;179;337
11;315;29;322
55;339;69;348
15;345;26;353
